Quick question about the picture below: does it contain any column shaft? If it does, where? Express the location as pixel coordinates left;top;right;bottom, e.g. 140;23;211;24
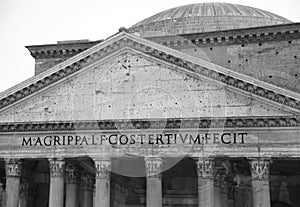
145;157;162;207
250;159;271;207
196;158;215;207
4;159;22;207
94;159;111;207
80;174;94;207
65;165;79;207
48;159;65;207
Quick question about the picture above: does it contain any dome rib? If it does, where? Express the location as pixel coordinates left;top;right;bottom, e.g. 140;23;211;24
129;2;292;37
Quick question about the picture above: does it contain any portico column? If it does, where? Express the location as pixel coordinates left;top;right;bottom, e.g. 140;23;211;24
19;182;29;207
4;158;22;207
48;158;65;207
145;157;162;207
214;170;228;207
93;158;111;207
195;158;215;207
80;174;94;207
250;158;271;207
227;184;235;207
65;165;79;207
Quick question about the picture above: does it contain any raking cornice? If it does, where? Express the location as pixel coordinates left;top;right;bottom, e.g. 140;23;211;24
0;32;300;114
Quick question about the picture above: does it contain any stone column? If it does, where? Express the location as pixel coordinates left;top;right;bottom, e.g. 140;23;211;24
80;174;94;207
145;157;162;207
112;184;129;207
214;170;228;207
4;158;22;207
48;158;65;207
65;165;79;207
227;184;235;207
250;158;271;207
93;158;111;207
19;182;29;207
195;158;215;207
0;181;5;207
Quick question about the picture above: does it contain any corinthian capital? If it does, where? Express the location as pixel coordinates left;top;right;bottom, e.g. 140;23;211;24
5;159;22;177
80;173;94;191
195;158;215;179
65;164;78;184
250;158;270;180
94;158;111;179
145;157;162;178
49;158;65;177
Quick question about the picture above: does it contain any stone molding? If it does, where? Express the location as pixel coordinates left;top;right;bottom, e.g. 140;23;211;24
145;23;300;48
49;158;65;178
144;157;162;178
196;158;215;179
65;164;78;184
250;158;270;180
1;33;300;113
0;116;298;132
94;159;111;180
80;173;94;191
5;158;22;177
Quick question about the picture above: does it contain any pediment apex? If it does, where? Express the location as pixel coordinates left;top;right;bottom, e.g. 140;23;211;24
0;31;300;114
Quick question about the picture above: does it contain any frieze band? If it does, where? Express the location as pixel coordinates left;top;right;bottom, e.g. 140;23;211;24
0;116;298;133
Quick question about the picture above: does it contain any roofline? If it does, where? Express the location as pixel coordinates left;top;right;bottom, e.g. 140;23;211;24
0;32;300;114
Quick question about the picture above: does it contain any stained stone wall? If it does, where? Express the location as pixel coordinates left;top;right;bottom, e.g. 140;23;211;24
0;52;291;123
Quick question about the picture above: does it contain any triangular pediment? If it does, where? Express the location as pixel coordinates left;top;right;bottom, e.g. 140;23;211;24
0;32;299;124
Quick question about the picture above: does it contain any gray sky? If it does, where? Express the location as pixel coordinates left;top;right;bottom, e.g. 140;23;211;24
0;0;299;92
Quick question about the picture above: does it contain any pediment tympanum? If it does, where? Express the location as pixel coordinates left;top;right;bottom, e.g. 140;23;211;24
0;32;299;124
0;50;294;123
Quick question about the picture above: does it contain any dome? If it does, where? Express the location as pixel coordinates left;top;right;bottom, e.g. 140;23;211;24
129;2;292;37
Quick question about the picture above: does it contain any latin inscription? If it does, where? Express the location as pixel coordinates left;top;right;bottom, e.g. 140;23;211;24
21;132;247;147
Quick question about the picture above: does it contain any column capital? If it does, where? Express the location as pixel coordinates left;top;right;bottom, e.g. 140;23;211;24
214;169;227;191
195;158;215;179
49;158;65;177
144;157;162;178
5;158;22;177
93;158;111;179
249;158;270;180
80;173;94;191
65;164;78;184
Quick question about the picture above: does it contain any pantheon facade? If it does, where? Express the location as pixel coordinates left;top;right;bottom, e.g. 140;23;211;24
0;2;300;207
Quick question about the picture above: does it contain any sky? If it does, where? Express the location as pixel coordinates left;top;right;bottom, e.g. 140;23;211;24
0;0;299;93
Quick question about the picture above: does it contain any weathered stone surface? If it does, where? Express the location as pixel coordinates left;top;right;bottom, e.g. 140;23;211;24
0;52;292;123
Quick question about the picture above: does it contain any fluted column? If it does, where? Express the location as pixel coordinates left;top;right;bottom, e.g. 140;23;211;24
80;174;94;207
4;159;22;207
65;165;79;207
195;158;215;207
145;157;162;207
93;158;111;207
250;158;271;207
48;158;65;207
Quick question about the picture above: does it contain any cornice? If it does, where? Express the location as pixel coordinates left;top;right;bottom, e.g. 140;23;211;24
0;32;300;114
146;23;300;47
0;116;298;132
26;40;103;59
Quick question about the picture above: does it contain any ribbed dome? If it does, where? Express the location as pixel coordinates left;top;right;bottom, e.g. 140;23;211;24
129;2;292;37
